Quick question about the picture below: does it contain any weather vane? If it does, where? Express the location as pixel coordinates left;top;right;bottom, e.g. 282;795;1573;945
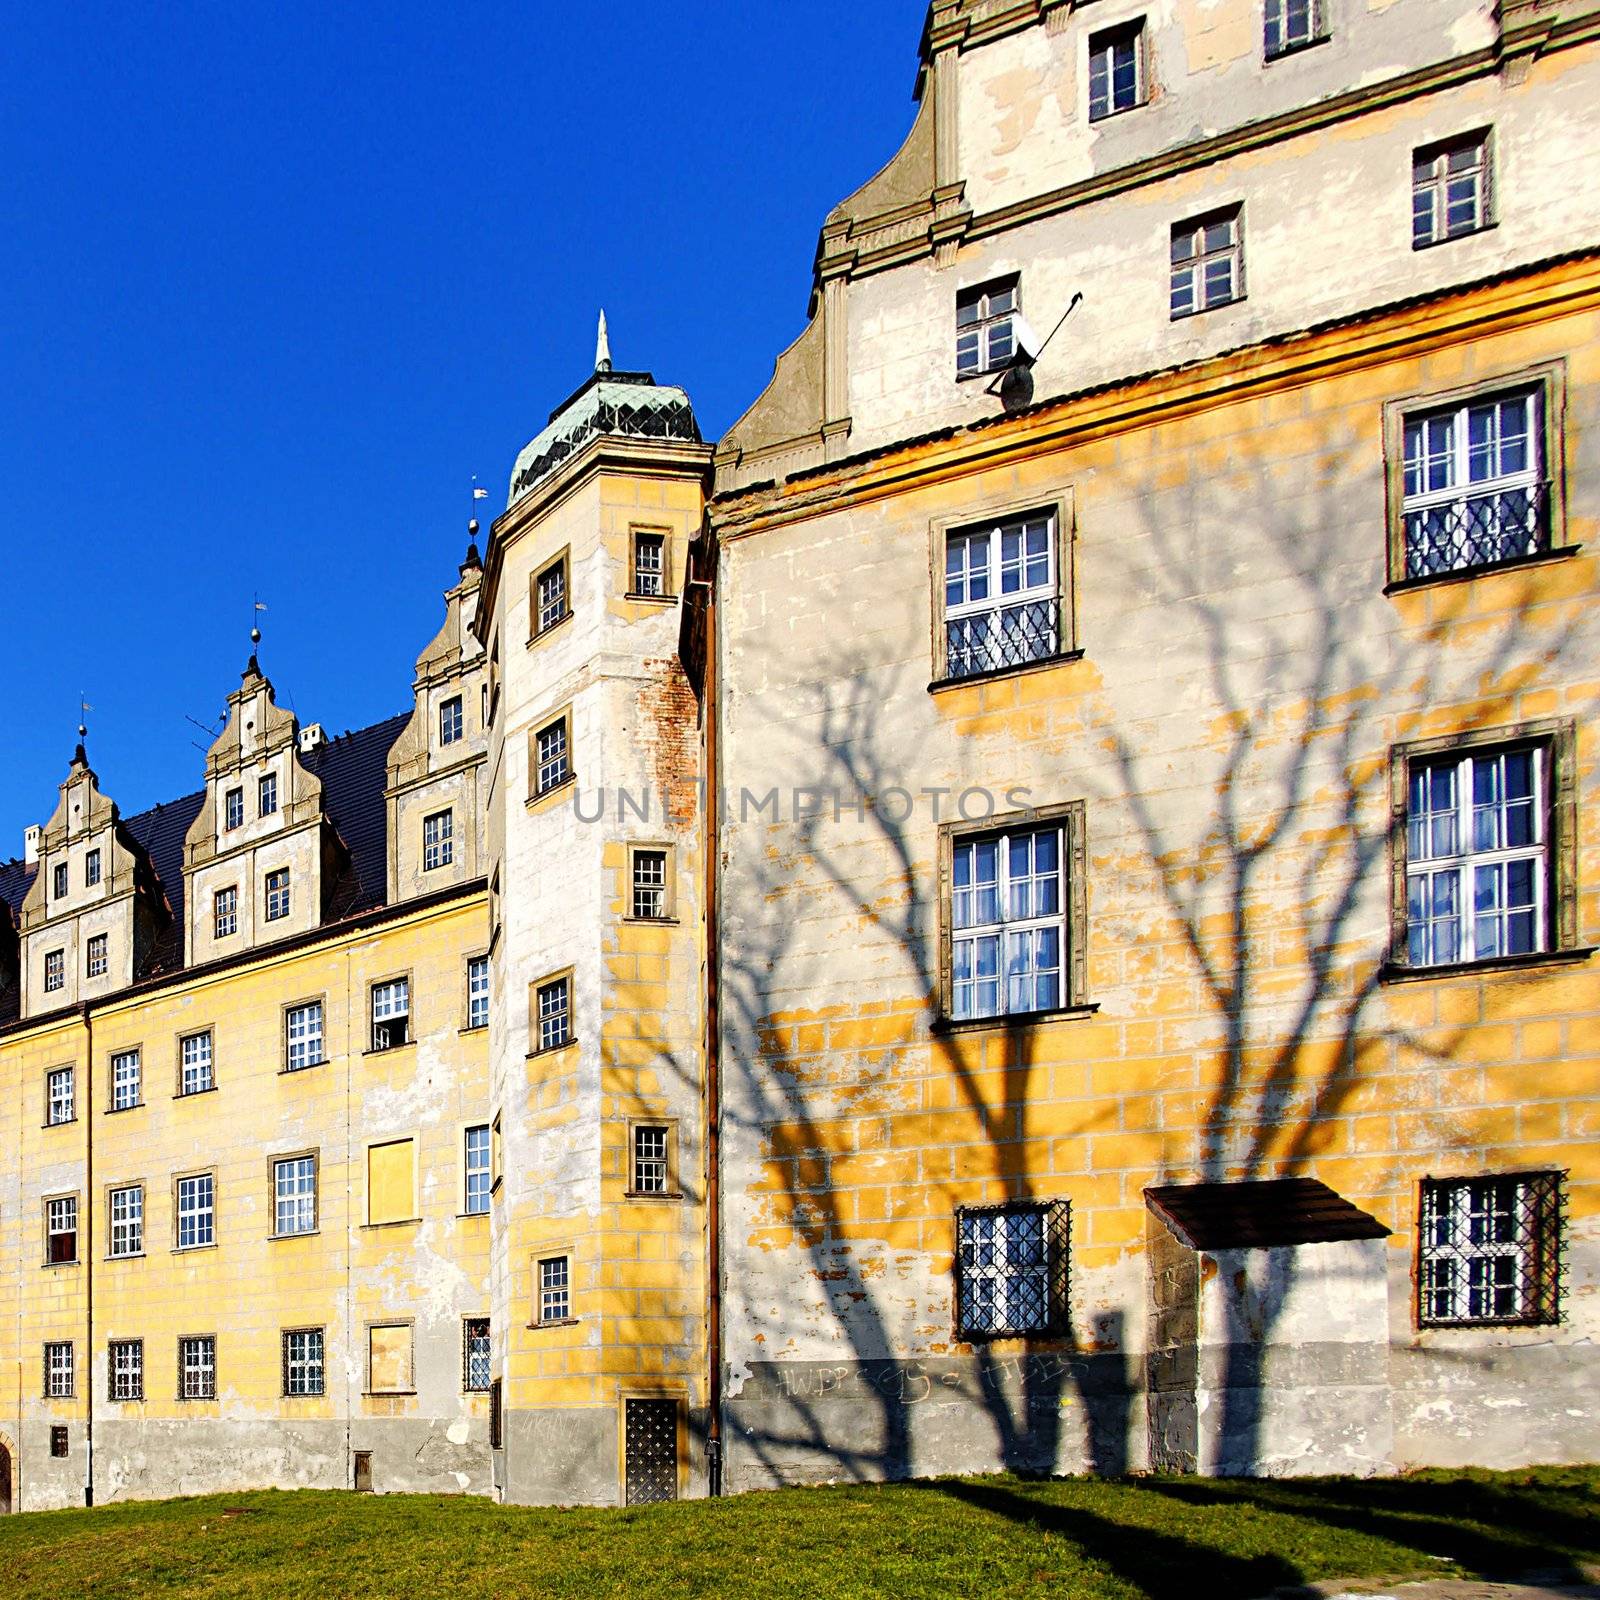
252;596;267;650
78;692;91;743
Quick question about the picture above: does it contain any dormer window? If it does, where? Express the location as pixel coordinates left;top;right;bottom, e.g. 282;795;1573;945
259;772;278;817
53;863;68;899
225;788;244;831
423;809;454;872
440;695;464;747
85;849;101;887
956;277;1020;379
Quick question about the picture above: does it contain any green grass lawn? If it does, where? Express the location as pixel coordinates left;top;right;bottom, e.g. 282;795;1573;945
1;1467;1596;1600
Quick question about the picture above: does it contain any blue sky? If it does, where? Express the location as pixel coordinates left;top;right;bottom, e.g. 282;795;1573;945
0;2;921;854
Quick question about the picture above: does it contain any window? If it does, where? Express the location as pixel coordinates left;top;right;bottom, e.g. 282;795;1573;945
463;1317;491;1392
368;1324;414;1394
86;933;108;979
631;849;669;920
424;809;454;872
53;862;69;899
1088;20;1144;120
1405;744;1550;968
259;771;278;817
265;867;291;922
955;1201;1070;1338
633;530;666;597
274;1156;317;1236
440;694;464;747
109;1185;143;1257
952;824;1067;1020
108;1339;143;1402
535;553;569;635
538;1255;571;1324
534;974;571;1052
1398;387;1545;580
176;1172;215;1250
180;1031;214;1095
47;1066;74;1126
534;716;571;796
85;849;101;887
224;787;244;830
45;1342;74;1399
214;886;238;939
46;1197;77;1265
465;1125;492;1215
943;510;1060;680
956;277;1019;378
111;1048;141;1111
50;1425;69;1458
282;1328;325;1397
367;1139;415;1226
1413;132;1491;247
1171;208;1243;318
1419;1172;1562;1327
179;1335;217;1400
631;1125;671;1196
44;948;64;993
371;978;411;1050
467;955;490;1030
1264;0;1322;57
285;1000;324;1071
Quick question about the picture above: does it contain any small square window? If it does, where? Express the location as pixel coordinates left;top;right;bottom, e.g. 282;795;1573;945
955;1201;1069;1338
535;554;569;636
1171;208;1243;318
47;1066;74;1126
44;948;65;993
371;978;411;1050
86;933;109;979
282;1327;324;1397
631;1125;671;1195
179;1335;217;1400
285;1000;324;1071
1418;1172;1562;1326
109;1339;143;1402
423;809;454;871
631;849;669;920
176;1172;215;1250
265;868;291;922
111;1048;141;1111
259;772;278;817
1264;0;1322;57
46;1196;77;1265
215;886;238;939
1088;20;1144;121
45;1342;75;1400
180;1031;214;1096
956;276;1020;378
84;849;101;887
224;788;244;831
53;862;69;899
534;975;571;1053
109;1185;143;1258
50;1424;70;1457
534;717;571;797
463;1317;491;1391
1412;131;1493;250
274;1155;317;1237
633;531;667;597
440;695;464;747
538;1255;571;1324
467;955;490;1030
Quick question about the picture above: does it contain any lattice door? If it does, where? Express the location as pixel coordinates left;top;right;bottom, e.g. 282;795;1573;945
624;1398;678;1505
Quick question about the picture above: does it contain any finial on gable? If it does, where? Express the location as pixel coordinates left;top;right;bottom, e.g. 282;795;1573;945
596;309;612;374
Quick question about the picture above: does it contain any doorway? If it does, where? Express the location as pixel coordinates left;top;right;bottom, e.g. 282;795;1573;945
0;1440;12;1514
623;1398;678;1505
353;1451;372;1493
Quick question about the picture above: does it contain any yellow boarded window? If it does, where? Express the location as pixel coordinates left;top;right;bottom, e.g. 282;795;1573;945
369;1324;412;1393
368;1139;414;1225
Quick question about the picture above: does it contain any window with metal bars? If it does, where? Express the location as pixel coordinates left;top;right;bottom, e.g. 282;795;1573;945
265;867;291;922
371;978;411;1050
631;1125;671;1195
1088;19;1144;120
1171;208;1243;318
179;1336;217;1400
463;1318;491;1392
44;948;64;993
46;1196;77;1264
943;511;1059;680
631;849;668;920
465;1125;492;1215
180;1031;213;1096
215;886;238;939
274;1156;317;1236
538;1255;571;1323
109;1185;143;1257
535;975;571;1052
111;1048;140;1110
1413;132;1491;249
176;1173;214;1250
1418;1172;1562;1327
956;276;1020;378
955;1201;1070;1338
108;1339;143;1402
1264;0;1322;56
467;955;490;1030
44;1342;74;1399
423;809;454;871
951;824;1066;1020
48;1066;74;1125
282;1328;324;1396
633;530;666;596
285;1000;324;1071
535;555;569;635
86;933;108;978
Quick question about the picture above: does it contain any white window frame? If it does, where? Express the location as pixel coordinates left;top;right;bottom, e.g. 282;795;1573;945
955;277;1019;378
1264;0;1321;57
176;1172;215;1251
180;1031;214;1096
108;1339;143;1402
285;1000;324;1072
85;849;101;887
52;862;68;899
214;885;238;939
47;1196;78;1264
274;1156;317;1237
224;787;244;830
631;849;668;920
538;1255;571;1324
264;868;291;922
631;1125;670;1195
1413;132;1491;248
465;1125;492;1215
536;557;568;634
48;1066;74;1126
371;978;411;1050
951;823;1068;1021
942;510;1059;681
283;1328;325;1397
467;955;490;1030
535;718;570;795
439;694;464;747
259;771;278;817
463;1317;492;1392
955;1202;1067;1338
85;933;108;979
1419;1175;1557;1326
44;948;64;993
1088;19;1143;121
111;1048;141;1111
423;809;454;871
1171;209;1243;318
179;1335;216;1400
44;1341;74;1399
109;1185;143;1258
536;976;571;1052
633;530;666;596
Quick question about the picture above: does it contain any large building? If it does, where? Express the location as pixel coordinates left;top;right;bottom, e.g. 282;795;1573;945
2;0;1598;1511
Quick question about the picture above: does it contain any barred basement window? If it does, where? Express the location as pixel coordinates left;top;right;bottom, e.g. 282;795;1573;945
463;1317;491;1392
265;867;291;922
538;1255;571;1323
85;848;101;887
1264;0;1322;57
1413;132;1492;249
86;933;108;979
224;787;244;831
274;1156;317;1236
371;978;411;1050
1088;19;1144;120
109;1185;143;1257
48;1066;74;1125
176;1173;215;1250
465;1125;492;1215
467;955;490;1030
631;1125;671;1195
955;1200;1070;1338
259;771;278;817
956;276;1019;378
50;1426;69;1458
942;510;1060;680
285;1000;324;1071
179;1335;217;1400
1418;1172;1562;1327
109;1339;143;1402
534;975;571;1052
214;885;238;939
535;553;569;635
282;1328;324;1396
631;849;668;920
111;1048;140;1111
633;530;666;596
44;948;64;994
44;1342;74;1399
180;1031;213;1096
1171;208;1243;318
423;809;454;871
46;1196;77;1264
440;694;464;747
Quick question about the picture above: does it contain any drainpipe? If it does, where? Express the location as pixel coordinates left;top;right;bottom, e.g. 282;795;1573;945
82;1002;94;1508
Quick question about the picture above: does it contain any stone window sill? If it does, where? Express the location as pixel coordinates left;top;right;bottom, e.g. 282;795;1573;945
931;1003;1100;1036
928;648;1084;695
1379;947;1595;984
527;1318;580;1330
361;1218;421;1231
1384;542;1579;595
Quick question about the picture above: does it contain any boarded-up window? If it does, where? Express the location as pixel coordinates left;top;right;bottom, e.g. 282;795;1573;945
367;1139;414;1225
368;1324;413;1393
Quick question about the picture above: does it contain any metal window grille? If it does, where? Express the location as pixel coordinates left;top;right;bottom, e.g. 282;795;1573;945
539;1256;570;1323
215;886;238;939
225;788;244;830
48;1067;74;1125
282;1329;324;1396
631;850;668;920
463;1318;491;1392
536;720;570;795
180;1032;213;1095
944;512;1059;680
1406;745;1548;967
176;1174;214;1250
440;695;464;746
624;1398;679;1505
1418;1171;1562;1327
109;1340;143;1402
1171;210;1242;317
86;934;108;979
371;979;411;1050
634;532;665;596
180;1336;217;1400
1401;389;1545;578
1089;21;1142;119
259;772;278;817
51;1425;69;1458
956;278;1019;377
423;810;454;871
537;978;570;1052
85;849;101;887
285;1002;324;1071
53;862;68;899
44;1342;74;1399
467;956;490;1030
1265;0;1319;56
537;561;568;633
265;868;291;922
111;1049;140;1110
632;1126;670;1194
274;1157;317;1236
47;1196;77;1264
1413;134;1490;248
956;1200;1070;1338
465;1125;492;1214
109;1186;143;1257
44;949;64;993
952;825;1066;1020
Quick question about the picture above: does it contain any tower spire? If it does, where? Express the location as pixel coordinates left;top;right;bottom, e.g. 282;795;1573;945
596;309;612;374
